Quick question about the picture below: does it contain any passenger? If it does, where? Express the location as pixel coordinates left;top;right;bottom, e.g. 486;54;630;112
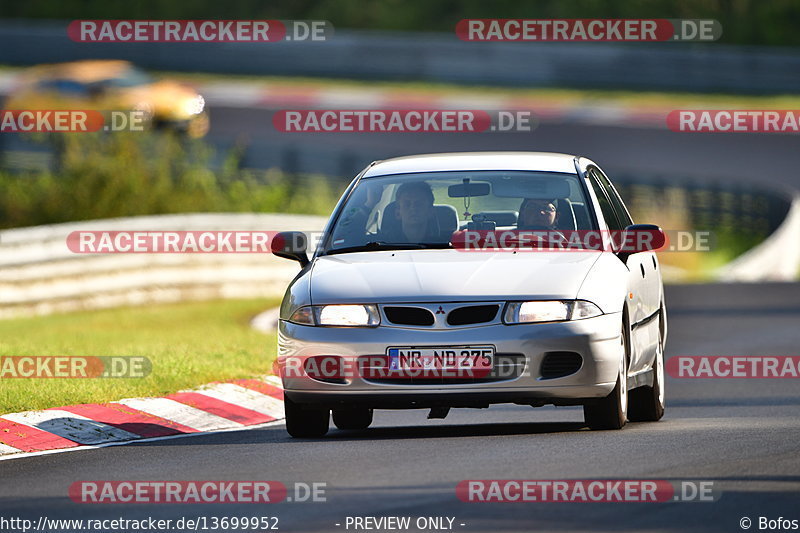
518;198;559;230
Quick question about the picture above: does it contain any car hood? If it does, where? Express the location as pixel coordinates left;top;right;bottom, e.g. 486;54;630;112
309;249;602;303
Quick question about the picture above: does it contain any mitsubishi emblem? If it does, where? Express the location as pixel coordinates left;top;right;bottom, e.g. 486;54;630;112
435;306;445;314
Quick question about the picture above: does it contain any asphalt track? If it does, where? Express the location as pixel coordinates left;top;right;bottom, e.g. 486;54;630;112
1;282;799;532
208;106;800;193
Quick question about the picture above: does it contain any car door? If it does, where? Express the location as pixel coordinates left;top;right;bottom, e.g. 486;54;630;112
596;168;662;372
587;168;653;374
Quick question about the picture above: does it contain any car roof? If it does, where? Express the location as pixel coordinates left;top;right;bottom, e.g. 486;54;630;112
362;152;580;178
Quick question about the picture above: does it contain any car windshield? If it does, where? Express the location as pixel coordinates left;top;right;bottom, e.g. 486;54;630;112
37;68;153;94
99;68;153;88
322;170;596;254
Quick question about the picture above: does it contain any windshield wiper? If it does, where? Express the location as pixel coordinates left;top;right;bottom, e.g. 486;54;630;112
324;241;451;256
324;241;425;255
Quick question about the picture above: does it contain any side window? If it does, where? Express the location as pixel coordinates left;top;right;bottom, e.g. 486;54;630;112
594;168;634;227
588;171;623;231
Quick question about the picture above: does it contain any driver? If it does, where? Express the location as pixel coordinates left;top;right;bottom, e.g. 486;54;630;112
381;181;442;242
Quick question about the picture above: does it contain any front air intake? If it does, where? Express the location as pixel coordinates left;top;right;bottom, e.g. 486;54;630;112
540;352;583;379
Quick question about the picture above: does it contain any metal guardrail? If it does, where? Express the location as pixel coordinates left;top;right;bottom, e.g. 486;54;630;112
0;213;327;318
613;178;791;238
0;21;799;93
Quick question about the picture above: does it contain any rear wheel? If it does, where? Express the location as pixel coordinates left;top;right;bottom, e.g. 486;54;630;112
285;396;330;438
332;407;373;430
628;312;666;422
584;322;628;430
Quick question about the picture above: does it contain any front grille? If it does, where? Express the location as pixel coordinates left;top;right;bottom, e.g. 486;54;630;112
364;353;526;385
384;306;435;326
446;305;499;326
540;352;583;379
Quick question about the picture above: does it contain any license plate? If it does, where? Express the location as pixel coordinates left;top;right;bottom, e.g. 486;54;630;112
387;346;494;371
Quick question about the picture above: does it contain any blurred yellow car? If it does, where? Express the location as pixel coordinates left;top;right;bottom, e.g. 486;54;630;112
4;60;209;137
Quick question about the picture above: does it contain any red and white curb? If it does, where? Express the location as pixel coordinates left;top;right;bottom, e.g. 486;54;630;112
197;80;669;128
0;375;285;460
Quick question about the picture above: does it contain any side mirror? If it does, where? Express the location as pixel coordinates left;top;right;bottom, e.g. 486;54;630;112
271;231;309;267
618;224;667;258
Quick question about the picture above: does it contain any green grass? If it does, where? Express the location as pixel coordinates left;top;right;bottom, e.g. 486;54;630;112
0;131;343;229
0;299;279;415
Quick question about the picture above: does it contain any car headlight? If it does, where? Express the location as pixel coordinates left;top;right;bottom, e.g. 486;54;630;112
182;95;205;116
503;300;603;324
289;305;380;327
571;300;604;320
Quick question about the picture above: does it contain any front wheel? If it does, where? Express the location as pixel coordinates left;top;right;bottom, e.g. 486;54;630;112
628;325;666;422
285;396;330;438
584;323;628;430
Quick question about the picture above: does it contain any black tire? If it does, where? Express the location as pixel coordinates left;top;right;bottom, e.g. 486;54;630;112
284;396;330;438
584;322;629;430
628;312;666;422
332;408;373;430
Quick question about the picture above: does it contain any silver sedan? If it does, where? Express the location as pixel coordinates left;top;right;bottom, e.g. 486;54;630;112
271;152;667;437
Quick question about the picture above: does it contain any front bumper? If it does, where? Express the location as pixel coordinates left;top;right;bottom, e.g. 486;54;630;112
277;312;623;409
